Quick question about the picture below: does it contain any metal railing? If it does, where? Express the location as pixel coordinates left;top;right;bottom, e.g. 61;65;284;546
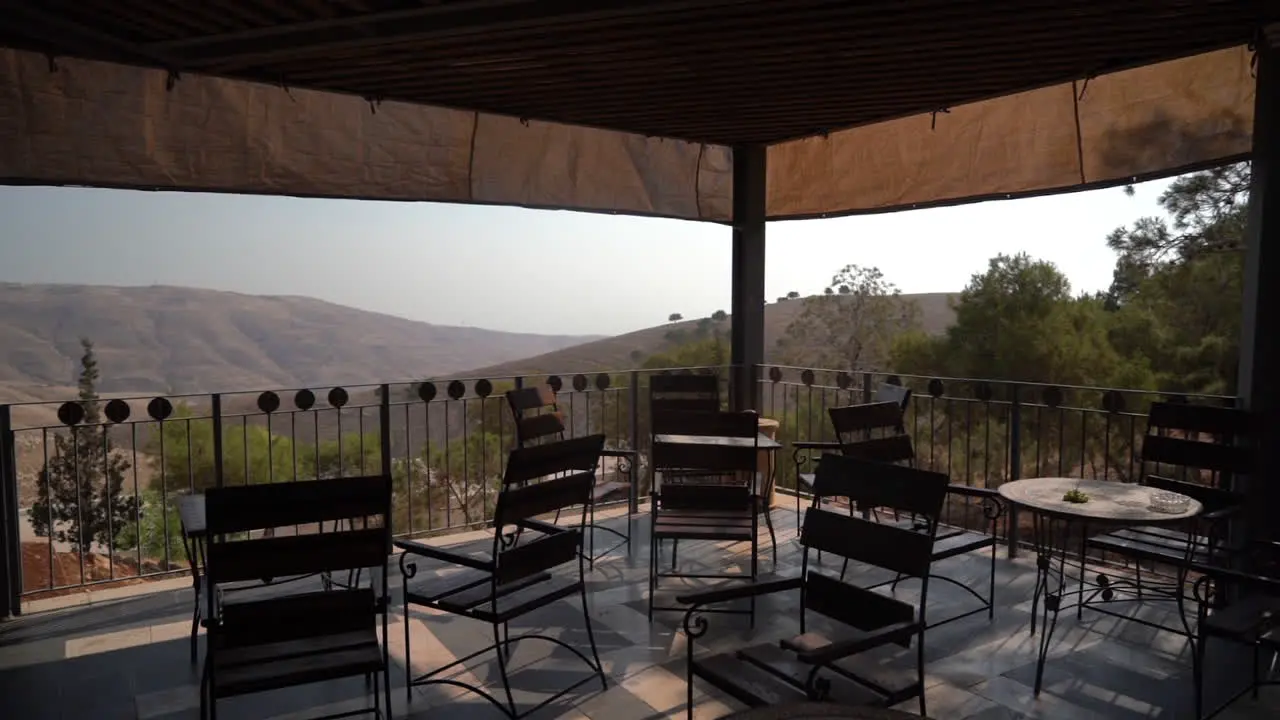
0;363;1231;605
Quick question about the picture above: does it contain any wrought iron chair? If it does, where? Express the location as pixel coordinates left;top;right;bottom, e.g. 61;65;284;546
1084;403;1251;623
833;431;1005;628
1084;402;1253;712
790;382;912;518
200;474;393;720
1192;541;1280;719
649;410;762;622
680;452;948;718
504;385;635;564
396;434;608;719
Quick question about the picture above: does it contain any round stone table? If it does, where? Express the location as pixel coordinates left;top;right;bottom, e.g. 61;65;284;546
718;702;929;720
997;478;1202;696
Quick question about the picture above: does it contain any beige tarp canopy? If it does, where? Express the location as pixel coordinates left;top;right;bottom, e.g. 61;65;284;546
0;46;1255;223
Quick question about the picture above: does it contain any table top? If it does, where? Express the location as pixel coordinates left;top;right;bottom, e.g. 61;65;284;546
998;477;1202;522
653;432;783;450
717;703;929;720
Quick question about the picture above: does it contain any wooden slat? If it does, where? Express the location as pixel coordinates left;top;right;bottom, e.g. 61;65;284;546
1148;402;1252;437
811;453;948;519
840;435;914;464
803;571;916;641
932;529;996;560
650;374;720;395
217;589;375;648
495;530;580;584
216;629;373;667
208;528;386;584
213;642;383;698
495;470;595;525
801;509;933;577
1142;435;1253;475
653;441;757;474
692;652;809;708
204;474;389;534
506;385;557;412
516;411;566;444
651;399;723;425
659;484;752;511
502;434;605;484
829;401;904;435
652;410;757;438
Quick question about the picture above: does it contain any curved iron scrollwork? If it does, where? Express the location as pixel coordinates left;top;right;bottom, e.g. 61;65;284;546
616;453;633;475
803;666;833;702
681;605;710;642
398;552;419;582
982;494;1007;522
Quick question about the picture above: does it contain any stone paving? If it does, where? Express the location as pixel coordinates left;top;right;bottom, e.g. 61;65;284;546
1;503;1277;720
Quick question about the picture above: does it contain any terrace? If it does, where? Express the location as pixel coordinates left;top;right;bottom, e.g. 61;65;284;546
1;367;1277;718
2;2;1280;718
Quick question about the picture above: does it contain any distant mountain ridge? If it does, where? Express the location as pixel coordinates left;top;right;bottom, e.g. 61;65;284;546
463;292;957;378
0;283;601;394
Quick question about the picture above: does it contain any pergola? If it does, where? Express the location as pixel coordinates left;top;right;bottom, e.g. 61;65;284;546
0;1;1278;616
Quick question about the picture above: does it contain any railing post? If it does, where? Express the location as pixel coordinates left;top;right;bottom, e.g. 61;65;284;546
0;404;19;617
211;394;224;489
861;372;873;404
1007;384;1023;558
629;370;641;513
379;384;393;478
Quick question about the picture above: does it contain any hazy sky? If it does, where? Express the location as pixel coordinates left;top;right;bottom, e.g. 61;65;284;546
0;179;1172;336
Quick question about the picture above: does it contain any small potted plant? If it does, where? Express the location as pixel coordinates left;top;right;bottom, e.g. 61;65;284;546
1062;484;1090;504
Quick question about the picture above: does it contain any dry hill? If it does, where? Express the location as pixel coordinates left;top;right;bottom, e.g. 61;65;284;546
0;284;600;395
463;292;956;378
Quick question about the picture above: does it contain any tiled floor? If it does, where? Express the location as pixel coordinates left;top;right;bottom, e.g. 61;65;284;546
1;503;1277;720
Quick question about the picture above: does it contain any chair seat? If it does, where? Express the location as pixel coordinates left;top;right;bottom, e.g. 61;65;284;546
691;643;880;708
212;628;382;698
592;479;630;504
1202;594;1280;640
654;508;755;542
933;528;997;560
1088;525;1212;565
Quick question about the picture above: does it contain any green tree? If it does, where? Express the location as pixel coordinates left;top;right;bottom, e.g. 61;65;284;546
711;309;729;322
29;339;137;553
668;313;684;323
777;265;920;370
1104;165;1247;393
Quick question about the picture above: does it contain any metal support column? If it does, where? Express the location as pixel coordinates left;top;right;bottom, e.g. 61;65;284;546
1238;26;1280;548
730;144;767;412
0;404;18;618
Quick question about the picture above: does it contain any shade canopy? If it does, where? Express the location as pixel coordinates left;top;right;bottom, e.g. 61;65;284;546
0;1;1273;221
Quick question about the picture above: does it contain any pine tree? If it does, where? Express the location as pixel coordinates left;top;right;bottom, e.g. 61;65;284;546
28;339;137;553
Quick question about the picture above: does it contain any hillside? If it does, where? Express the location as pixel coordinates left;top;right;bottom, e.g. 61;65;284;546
0;284;600;394
463;292;956;377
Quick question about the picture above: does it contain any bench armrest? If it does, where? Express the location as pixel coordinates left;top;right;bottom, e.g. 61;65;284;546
393;539;493;573
516;518;568;536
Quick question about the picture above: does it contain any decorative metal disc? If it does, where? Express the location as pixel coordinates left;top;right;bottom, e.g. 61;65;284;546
417;382;436;403
1042;386;1063;409
327;387;349;408
294;389;316;410
474;379;493;398
928;378;945;398
257;391;281;414
572;374;588;392
447;381;466;400
57;401;85;426
973;382;993;402
1102;390;1125;414
547;375;563;392
147;397;174;421
800;369;815;386
595;373;610;391
886;375;903;386
768;367;783;383
104;399;131;424
836;372;852;389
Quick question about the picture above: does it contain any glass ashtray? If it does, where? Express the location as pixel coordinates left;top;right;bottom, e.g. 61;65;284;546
1149;490;1191;514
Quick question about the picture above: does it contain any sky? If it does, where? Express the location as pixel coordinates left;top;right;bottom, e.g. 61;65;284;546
0;179;1172;337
